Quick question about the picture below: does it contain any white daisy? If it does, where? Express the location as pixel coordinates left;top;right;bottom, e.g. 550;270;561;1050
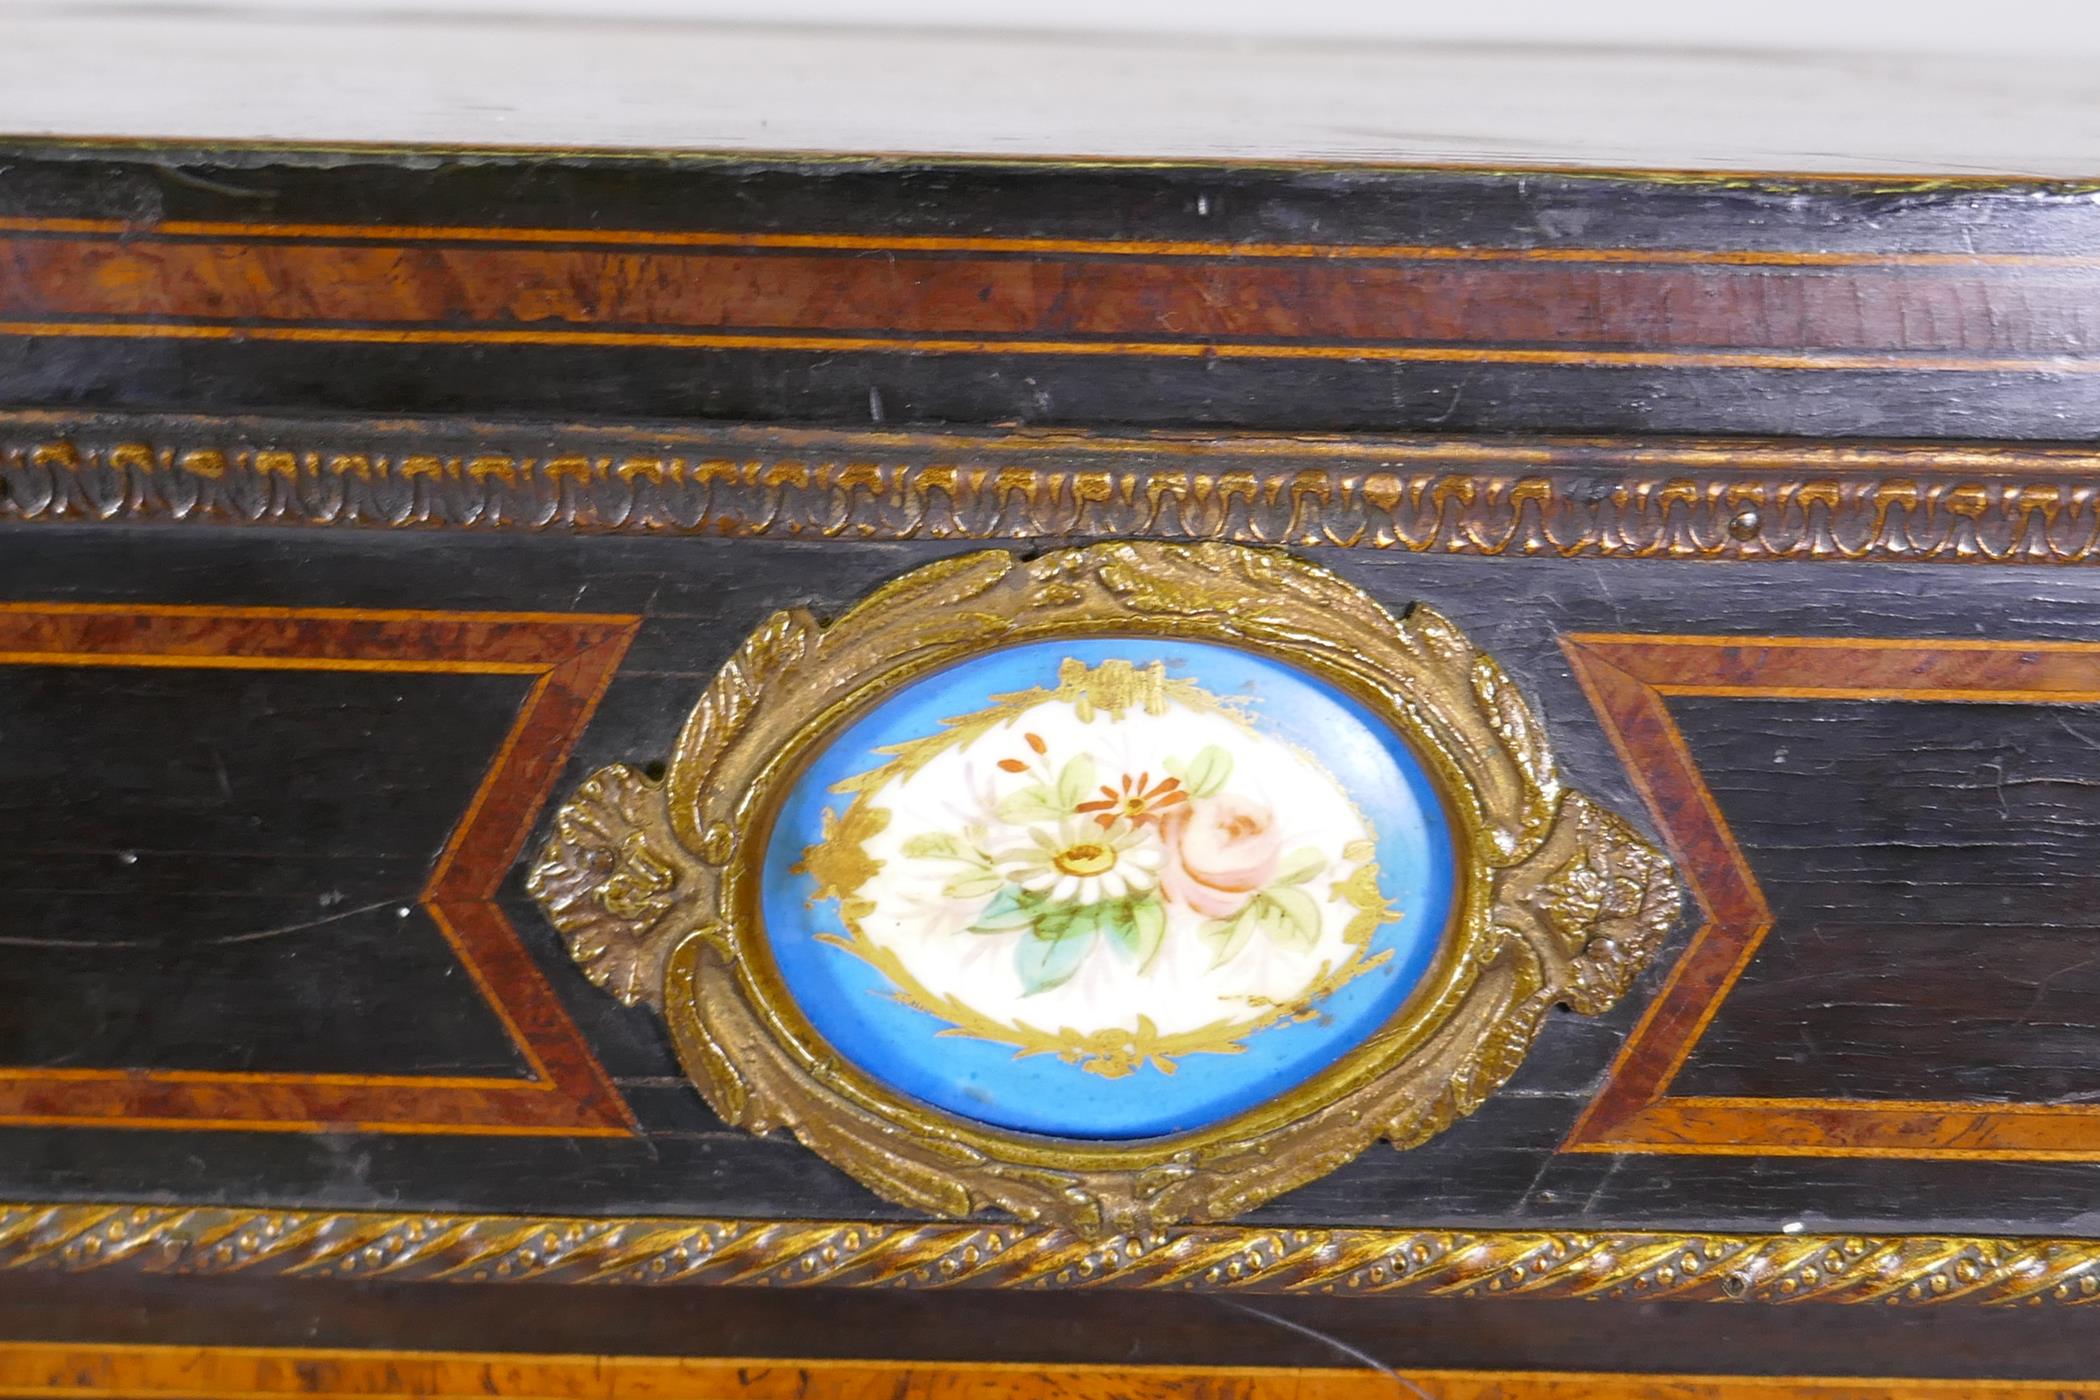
997;818;1162;907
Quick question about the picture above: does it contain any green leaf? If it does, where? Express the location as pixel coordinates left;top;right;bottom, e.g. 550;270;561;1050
1031;900;1077;941
1182;745;1234;798
1100;897;1166;969
1257;886;1322;949
969;885;1040;933
1016;920;1095;995
903;831;970;860
995;785;1063;823
1273;846;1328;885
1054;753;1099;809
1099;900;1140;961
942;868;1005;900
1201;909;1255;969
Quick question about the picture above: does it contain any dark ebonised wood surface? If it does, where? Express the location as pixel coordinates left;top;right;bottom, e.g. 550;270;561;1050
11;1267;2100;1381
0;524;2094;1239
7;146;2100;439
8;143;2100;1380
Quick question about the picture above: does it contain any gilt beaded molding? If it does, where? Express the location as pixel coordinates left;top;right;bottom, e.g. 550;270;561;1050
10;410;2100;563
3;1204;2099;1306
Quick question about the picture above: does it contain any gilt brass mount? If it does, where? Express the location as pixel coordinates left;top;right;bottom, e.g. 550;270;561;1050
530;542;1678;1233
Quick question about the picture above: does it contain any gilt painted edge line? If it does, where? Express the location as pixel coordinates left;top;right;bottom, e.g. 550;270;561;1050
11;135;2100;187
4;1204;2100;1305
10;412;2100;564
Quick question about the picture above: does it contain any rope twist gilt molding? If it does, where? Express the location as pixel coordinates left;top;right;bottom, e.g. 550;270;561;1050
3;1205;2100;1305
11;417;2100;562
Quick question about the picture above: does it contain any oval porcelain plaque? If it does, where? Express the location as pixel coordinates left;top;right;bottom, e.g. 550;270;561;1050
762;638;1458;1139
530;542;1680;1233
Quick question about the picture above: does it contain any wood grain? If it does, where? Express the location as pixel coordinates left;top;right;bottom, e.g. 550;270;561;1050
0;1344;2091;1399
0;603;637;1135
9;220;2100;369
1668;698;2100;1104
1565;633;2100;1159
11;149;2100;437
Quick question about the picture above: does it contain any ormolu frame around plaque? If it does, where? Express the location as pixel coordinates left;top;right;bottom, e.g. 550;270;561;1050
530;541;1680;1233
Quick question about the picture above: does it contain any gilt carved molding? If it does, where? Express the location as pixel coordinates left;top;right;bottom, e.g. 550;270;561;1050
4;1203;2100;1306
9;411;2100;563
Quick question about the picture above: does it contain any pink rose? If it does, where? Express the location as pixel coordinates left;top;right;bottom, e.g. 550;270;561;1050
1160;794;1283;919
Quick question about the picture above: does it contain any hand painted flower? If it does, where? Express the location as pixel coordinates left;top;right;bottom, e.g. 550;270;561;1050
1076;770;1187;830
996;818;1162;906
1160;794;1284;919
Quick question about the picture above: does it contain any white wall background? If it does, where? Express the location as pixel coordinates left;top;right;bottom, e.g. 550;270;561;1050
6;0;2100;172
68;0;2100;58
